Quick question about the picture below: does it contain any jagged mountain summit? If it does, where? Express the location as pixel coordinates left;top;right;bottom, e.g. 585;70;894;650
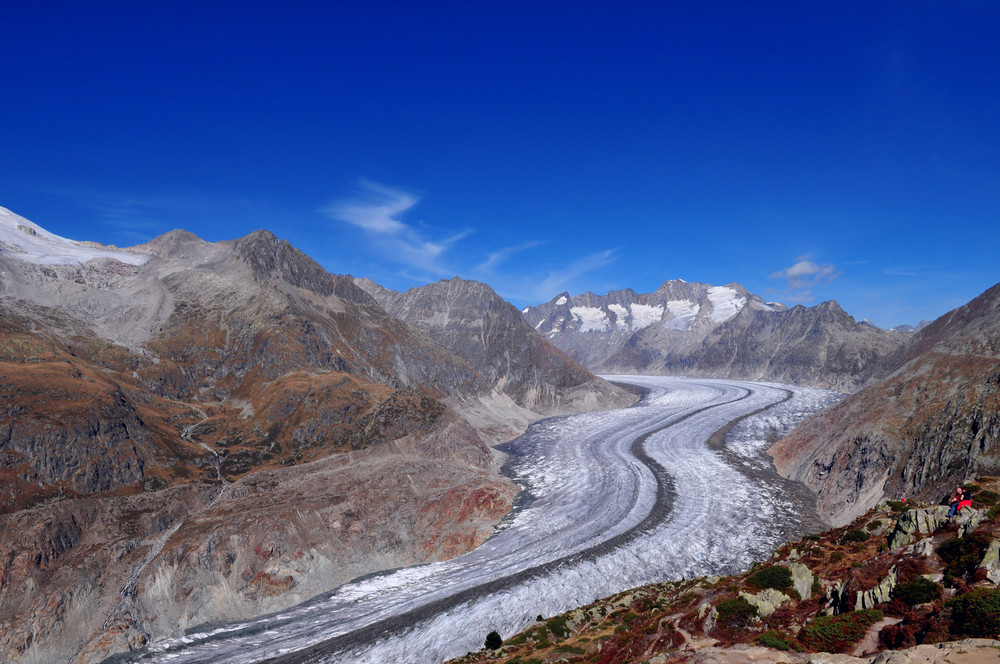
524;280;784;367
769;280;1000;526
356;276;631;419
523;280;909;392
0;206;632;664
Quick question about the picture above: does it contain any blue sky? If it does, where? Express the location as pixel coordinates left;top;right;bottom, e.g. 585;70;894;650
2;2;998;328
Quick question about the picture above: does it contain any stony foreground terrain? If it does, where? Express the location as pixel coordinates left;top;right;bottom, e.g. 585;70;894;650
449;479;1000;664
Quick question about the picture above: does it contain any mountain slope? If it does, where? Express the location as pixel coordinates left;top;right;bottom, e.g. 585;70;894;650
769;281;1000;526
0;206;623;663
358;276;635;417
524;280;909;392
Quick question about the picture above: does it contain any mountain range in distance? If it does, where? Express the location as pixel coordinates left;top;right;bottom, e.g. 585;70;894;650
0;204;998;663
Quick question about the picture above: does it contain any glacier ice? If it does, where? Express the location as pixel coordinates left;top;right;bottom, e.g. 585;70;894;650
130;377;840;664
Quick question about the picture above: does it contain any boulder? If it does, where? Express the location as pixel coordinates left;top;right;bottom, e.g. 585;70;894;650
785;562;815;601
887;507;948;550
855;565;897;610
739;588;790;618
978;540;1000;584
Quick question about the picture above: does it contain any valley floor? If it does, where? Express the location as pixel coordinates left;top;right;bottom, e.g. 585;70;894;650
112;377;840;663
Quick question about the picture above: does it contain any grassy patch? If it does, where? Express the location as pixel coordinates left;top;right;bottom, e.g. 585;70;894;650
799;610;883;653
887;500;910;513
756;629;802;652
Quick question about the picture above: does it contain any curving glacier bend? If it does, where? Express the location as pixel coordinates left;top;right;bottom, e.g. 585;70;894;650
121;377;841;664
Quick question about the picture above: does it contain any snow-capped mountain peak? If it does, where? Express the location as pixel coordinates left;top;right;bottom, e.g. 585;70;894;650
0;206;149;266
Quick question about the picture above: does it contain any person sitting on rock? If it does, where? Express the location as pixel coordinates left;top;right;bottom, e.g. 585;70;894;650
947;485;964;517
958;486;973;513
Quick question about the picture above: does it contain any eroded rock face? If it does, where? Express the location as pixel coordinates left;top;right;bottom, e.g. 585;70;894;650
357;276;636;416
0;210;612;663
769;282;1000;526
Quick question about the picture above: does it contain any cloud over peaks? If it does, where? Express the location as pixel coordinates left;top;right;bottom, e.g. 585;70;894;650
769;258;840;302
323;180;467;276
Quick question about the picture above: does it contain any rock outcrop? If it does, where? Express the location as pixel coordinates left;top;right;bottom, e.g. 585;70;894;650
769;282;1000;526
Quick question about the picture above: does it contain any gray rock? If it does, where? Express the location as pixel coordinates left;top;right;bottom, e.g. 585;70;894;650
888;507;948;550
739;588;789;618
977;540;1000;584
855;565;897;611
957;508;985;538
785;562;814;601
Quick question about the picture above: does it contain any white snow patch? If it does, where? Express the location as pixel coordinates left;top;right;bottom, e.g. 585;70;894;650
570;306;609;333
522;307;529;314
607;304;629;328
629;303;664;330
555;296;568;306
707;286;746;323
0;206;149;267
664;300;699;331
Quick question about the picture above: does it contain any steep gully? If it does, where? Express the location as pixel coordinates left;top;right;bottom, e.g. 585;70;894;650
110;377;834;664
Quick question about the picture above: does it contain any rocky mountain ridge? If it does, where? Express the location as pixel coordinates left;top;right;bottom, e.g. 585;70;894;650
0;206;632;663
523;281;910;392
356;276;630;418
769;281;1000;527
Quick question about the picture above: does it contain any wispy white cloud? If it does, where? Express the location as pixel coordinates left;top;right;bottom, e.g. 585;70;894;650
533;249;618;301
323;180;469;276
476;241;542;272
769;257;840;302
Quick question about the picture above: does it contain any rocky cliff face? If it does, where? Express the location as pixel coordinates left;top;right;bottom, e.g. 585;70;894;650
523;281;908;392
358;277;635;417
0;207;621;663
769;282;1000;526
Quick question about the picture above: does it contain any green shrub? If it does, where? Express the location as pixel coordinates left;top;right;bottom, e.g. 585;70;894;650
975;490;999;506
840;529;871;544
987;504;1000;522
546;615;570;639
799;610;883;653
887;500;910;513
937;532;992;582
746;565;793;591
866;519;884;532
715;597;758;630
891;577;942;606
947;588;1000;637
554;644;586;654
484;630;503;650
830;552;846;563
756;629;802;651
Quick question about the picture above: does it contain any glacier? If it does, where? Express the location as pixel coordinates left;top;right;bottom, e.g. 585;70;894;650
122;376;840;664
